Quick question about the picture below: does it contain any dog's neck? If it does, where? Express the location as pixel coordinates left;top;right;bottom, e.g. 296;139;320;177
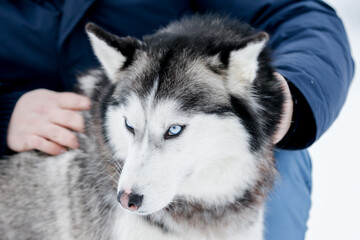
142;181;267;235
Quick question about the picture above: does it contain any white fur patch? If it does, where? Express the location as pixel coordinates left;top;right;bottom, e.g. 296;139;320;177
77;70;102;97
105;93;145;160
227;40;267;96
176;115;258;204
87;31;126;82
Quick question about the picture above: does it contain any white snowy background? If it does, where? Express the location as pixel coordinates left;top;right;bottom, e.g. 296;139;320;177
306;0;360;239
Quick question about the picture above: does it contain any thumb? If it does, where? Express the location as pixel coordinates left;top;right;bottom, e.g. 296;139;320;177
272;73;293;144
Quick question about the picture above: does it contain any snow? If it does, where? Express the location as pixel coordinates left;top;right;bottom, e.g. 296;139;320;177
306;0;360;239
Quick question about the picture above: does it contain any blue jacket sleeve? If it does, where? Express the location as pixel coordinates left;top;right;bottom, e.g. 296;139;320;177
194;0;354;149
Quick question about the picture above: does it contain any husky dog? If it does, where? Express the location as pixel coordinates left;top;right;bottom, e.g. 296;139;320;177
0;15;283;240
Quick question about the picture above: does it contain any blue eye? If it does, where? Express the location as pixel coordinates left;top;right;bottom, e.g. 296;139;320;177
165;125;185;139
125;119;133;128
125;118;135;134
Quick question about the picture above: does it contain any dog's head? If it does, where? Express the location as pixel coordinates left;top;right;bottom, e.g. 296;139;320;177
82;19;282;215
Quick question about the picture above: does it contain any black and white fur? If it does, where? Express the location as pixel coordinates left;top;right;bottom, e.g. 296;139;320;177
0;15;284;240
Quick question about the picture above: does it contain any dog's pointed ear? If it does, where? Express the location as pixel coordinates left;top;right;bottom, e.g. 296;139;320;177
86;23;142;82
223;32;269;95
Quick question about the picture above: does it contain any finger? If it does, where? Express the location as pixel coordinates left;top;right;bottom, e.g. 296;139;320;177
58;92;91;110
38;124;79;150
49;109;85;133
24;135;66;156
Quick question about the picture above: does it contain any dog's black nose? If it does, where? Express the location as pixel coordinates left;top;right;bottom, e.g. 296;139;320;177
117;190;143;211
128;193;143;209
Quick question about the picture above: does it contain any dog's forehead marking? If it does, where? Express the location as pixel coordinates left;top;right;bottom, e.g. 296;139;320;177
144;78;159;117
122;48;237;139
125;79;184;139
151;53;230;114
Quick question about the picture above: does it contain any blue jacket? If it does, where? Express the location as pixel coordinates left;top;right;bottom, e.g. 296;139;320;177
0;0;354;156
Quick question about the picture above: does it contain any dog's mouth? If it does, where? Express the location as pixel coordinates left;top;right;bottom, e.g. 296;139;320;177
131;210;152;215
121;206;163;216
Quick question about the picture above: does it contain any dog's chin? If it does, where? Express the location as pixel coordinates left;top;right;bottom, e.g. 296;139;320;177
130;210;152;216
128;208;163;216
121;204;167;216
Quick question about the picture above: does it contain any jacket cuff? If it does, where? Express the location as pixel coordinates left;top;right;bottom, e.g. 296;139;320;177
0;91;25;157
276;80;316;150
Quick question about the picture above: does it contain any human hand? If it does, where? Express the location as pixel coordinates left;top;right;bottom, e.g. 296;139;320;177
7;89;91;155
273;72;294;144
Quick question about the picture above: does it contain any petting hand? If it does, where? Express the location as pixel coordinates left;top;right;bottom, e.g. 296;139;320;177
273;72;294;144
7;89;91;155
